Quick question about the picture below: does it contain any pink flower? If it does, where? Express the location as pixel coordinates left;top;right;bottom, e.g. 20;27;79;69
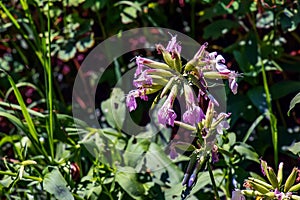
135;56;147;78
126;91;137;112
158;106;177;126
158;85;178;126
183;104;205;125
133;70;153;88
183;84;205;125
229;72;239;94
166;34;182;57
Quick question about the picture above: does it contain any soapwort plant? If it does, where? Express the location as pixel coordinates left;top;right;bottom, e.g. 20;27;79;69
125;34;240;199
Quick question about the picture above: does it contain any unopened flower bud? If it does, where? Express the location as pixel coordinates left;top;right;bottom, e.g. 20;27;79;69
277;162;283;186
284;167;298;192
248;180;270;194
268;167;279;188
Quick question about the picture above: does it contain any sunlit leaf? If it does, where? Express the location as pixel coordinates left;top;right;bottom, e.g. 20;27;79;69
283;141;300;155
101;88;125;130
234;143;259;163
203;19;239;40
43;168;74;200
288;92;300;116
115;166;145;200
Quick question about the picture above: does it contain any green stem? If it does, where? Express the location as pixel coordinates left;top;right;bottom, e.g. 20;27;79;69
247;12;278;167
208;162;220;200
260;57;278;167
0;170;42;182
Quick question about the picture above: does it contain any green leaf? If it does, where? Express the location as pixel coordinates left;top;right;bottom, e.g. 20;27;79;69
101;88;125;130
270;81;300;100
57;43;77;62
234;143;259;163
247;86;268;114
288;92;300;116
203;19;239;40
173;142;196;152
283;141;300;155
123;137;150;168
43;168;74;200
115;166;145;200
0;175;14;188
75;33;95;52
145;143;183;184
121;7;138;24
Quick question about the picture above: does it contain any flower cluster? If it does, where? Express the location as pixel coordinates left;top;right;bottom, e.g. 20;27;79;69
234;159;300;200
125;34;239;194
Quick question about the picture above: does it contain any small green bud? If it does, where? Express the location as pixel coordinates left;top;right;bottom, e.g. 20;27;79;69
292;195;300;200
203;71;229;79
173;51;182;73
288;182;300;192
156;44;176;70
160;77;175;98
204;101;214;129
268;167;279;188
21;160;37;166
248;180;270;194
241;189;262;197
149;75;168;86
277;162;283;186
264;191;275;198
142;57;171;70
248;177;273;190
146;69;174;78
284;167;298;192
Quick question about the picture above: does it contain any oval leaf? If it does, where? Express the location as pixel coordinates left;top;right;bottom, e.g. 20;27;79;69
43;168;74;200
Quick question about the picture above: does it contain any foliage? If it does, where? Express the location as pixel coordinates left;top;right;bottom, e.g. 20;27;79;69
0;0;300;200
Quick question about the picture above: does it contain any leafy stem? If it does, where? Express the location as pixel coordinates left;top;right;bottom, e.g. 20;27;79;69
208;161;220;200
0;170;42;182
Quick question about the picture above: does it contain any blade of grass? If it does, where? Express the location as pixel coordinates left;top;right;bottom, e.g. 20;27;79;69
44;1;54;160
242;114;264;143
0;2;43;66
0;101;45;118
5;72;39;143
1;71;50;163
19;0;40;47
4;82;45;101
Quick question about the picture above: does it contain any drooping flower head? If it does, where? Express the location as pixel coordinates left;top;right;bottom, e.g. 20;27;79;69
182;83;205;125
158;84;178;126
126;91;137;112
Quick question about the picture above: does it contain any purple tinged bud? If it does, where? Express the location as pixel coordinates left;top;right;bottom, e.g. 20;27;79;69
188;174;196;187
212;145;219;163
194;42;208;59
261;162;266;176
182;174;189;186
